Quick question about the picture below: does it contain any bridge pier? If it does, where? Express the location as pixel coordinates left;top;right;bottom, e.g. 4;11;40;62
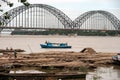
0;28;3;31
0;28;3;34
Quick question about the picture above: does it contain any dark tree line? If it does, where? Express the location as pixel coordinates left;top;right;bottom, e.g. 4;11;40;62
12;29;120;36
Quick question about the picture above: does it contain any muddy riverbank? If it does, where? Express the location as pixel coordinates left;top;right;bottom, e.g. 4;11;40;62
0;49;117;71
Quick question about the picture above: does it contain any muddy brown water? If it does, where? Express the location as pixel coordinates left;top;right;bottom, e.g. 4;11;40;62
0;35;120;53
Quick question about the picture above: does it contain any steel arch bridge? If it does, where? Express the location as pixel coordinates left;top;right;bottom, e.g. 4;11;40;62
0;4;120;31
0;4;72;30
73;10;120;30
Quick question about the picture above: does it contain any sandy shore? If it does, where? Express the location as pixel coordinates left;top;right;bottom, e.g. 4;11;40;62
0;50;117;70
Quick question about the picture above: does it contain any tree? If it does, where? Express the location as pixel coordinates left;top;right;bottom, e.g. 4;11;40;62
0;0;30;12
0;0;30;26
1;0;13;8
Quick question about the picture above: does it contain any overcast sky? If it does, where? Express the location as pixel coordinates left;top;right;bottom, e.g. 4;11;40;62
0;0;120;19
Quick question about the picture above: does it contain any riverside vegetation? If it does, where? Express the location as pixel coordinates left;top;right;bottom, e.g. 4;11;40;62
11;29;120;36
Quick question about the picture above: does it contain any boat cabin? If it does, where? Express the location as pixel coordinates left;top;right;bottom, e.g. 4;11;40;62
40;42;71;48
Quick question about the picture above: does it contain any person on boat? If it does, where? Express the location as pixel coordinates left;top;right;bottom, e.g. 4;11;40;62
66;43;68;45
45;41;48;44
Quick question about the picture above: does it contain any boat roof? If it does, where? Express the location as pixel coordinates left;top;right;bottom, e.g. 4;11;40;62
46;42;67;44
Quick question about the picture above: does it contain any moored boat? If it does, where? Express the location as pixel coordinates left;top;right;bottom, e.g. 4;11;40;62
40;42;71;48
0;72;86;80
112;53;120;64
0;66;10;73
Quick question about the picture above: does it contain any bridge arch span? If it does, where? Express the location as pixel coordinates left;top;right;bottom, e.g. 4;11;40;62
73;10;120;30
0;4;72;29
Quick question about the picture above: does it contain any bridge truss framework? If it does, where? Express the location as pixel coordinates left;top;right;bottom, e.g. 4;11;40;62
0;4;120;31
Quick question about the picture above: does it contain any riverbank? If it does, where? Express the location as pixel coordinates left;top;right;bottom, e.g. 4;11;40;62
11;29;120;36
0;49;117;71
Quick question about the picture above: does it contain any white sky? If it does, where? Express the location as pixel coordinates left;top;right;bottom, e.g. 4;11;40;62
0;0;120;20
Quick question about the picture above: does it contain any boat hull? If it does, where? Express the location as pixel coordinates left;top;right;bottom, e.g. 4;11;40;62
0;73;86;79
40;44;71;48
112;56;120;64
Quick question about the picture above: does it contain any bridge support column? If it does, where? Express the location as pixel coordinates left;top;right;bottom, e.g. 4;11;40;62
0;28;3;33
0;28;3;36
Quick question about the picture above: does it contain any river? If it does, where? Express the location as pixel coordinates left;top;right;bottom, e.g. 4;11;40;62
0;35;120;53
86;66;120;80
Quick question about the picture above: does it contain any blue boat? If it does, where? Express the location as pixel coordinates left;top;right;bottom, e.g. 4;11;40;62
40;42;71;48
